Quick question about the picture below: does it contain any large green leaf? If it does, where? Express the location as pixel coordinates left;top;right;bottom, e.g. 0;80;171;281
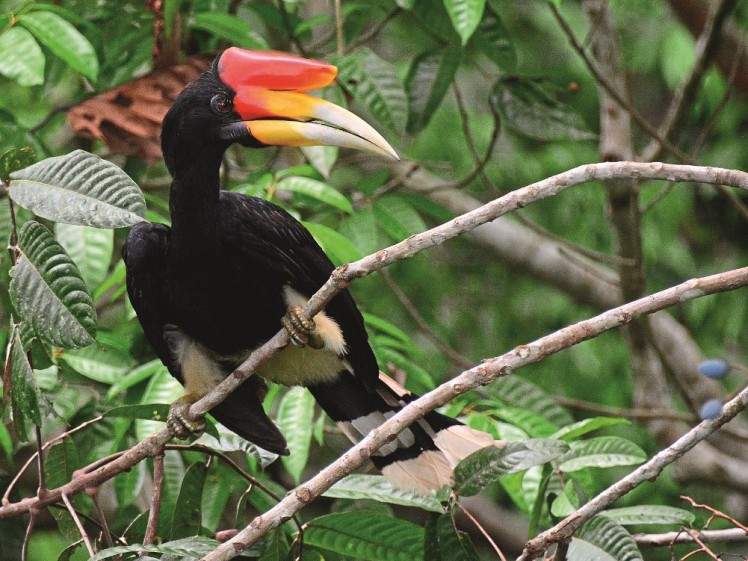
443;0;486;45
18;11;98;80
45;439;91;539
454;440;569;496
491;76;596;142
559;437;647;472
87;537;221;561
373;195;427;242
55;223;113;291
568;515;643;561
339;209;379;256
59;340;132;383
9;330;42;436
9;150;146;228
0;27;45;86
0;147;37;183
474;6;517;71
277;387;315;484
106;359;166;400
324;475;445;512
334;48;408;134
190;12;268;49
170;461;208;540
304;222;363;266
430;512;481;561
406;46;462;133
484;376;573;427
550;417;630;442
9;221;97;348
303;512;424;561
135;368;183;441
277;176;353;213
599;506;696;527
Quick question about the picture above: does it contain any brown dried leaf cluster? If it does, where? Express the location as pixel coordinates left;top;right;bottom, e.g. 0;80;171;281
67;57;210;162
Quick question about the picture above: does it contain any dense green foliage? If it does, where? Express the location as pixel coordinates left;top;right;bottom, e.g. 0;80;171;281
1;1;747;560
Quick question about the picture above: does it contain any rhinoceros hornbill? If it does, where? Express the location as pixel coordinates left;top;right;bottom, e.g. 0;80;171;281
123;47;496;493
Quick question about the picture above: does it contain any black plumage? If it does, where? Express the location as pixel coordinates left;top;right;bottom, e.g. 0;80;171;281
123;49;496;492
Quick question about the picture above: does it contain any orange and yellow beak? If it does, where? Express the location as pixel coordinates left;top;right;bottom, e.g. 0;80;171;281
217;48;398;160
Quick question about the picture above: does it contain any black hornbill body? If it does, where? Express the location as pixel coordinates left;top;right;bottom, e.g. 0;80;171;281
123;48;496;492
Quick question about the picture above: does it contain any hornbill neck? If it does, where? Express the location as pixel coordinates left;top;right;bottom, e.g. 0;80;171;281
167;145;225;263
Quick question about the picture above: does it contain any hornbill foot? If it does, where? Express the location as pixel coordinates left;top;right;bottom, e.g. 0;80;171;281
167;393;206;440
281;306;325;349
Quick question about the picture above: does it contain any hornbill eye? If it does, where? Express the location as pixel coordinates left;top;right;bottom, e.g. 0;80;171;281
210;94;232;115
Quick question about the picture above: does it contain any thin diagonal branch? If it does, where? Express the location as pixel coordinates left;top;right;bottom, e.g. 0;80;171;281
62;492;94;557
207;266;748;561
518;380;748;560
1;162;747;523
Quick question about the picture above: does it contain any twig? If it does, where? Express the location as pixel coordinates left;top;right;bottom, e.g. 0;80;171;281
143;452;164;546
634;527;748;546
21;511;37;561
380;270;475;370
681;495;748;533
62;492;95;557
206;267;748;561
2;415;104;505
1;162;747;524
457;502;507;561
518;381;748;560
33;426;47;497
550;5;692;163
641;0;738;162
89;491;114;548
345;9;400;53
334;0;343;56
680;528;721;560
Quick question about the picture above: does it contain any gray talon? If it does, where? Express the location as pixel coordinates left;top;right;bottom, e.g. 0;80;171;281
167;396;206;440
281;306;324;349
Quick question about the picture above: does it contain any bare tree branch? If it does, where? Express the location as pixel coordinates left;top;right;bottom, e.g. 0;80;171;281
518;380;748;560
207;266;748;561
634;527;748;546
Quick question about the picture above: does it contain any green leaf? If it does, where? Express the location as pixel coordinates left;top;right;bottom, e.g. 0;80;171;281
334;48;408;134
303;512;424;561
106;359;167;400
18;11;98;80
339;209;379;256
599;506;696;527
258;527;290;561
406;46;462;133
484;376;573;427
474;6;517;71
104;403;170;421
277;176;353;213
277;387;315;484
569;515;643;561
9;221;97;348
486;404;559;438
171;461;208;539
550;417;630;441
454;440;569;496
550;480;580;517
304;222;363;266
426;512;482;560
491;76;596;142
559;437;647;472
87;537;220;561
443;0;486;45
197;422;278;467
45;439;91;539
301;145;338;179
115;459;147;508
190;12;268;49
324;475;445;512
10;330;42;436
0;147;36;184
136;368;183;441
9;150;146;228
59;341;132;384
55;223;113;291
0;27;45;86
373;195;427;241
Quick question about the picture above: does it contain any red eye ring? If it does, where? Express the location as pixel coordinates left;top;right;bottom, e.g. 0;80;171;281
210;94;232;114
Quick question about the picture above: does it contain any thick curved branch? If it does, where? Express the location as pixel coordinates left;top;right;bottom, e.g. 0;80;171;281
207;267;748;561
0;162;746;523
